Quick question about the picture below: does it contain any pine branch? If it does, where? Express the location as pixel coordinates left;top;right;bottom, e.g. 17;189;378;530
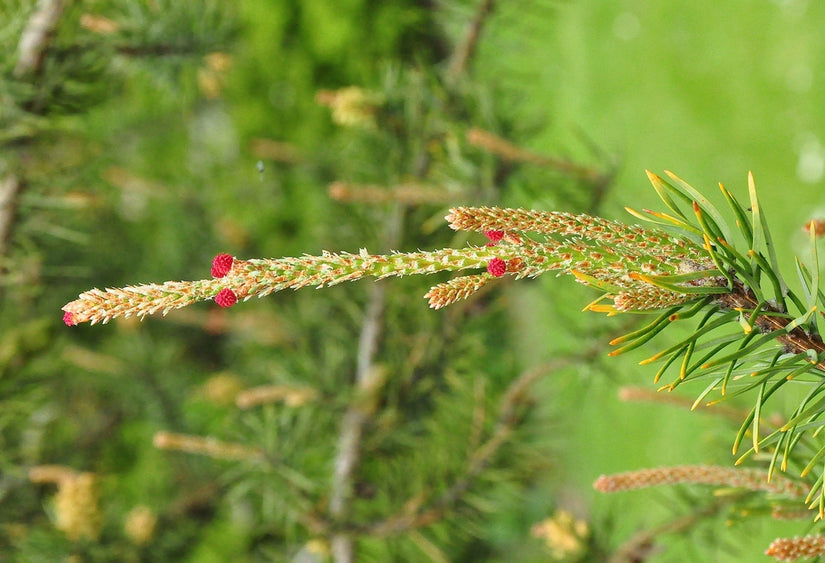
62;204;713;325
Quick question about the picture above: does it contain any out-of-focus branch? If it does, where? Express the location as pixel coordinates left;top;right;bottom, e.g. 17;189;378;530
617;385;760;426
329;285;386;563
447;0;496;81
466;127;617;213
328;181;460;206
352;345;606;538
14;0;68;77
5;0;69;293
467;127;610;185
0;176;21;259
329;205;403;563
608;500;726;563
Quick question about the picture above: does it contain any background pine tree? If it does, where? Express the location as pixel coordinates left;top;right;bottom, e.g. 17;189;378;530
3;1;825;561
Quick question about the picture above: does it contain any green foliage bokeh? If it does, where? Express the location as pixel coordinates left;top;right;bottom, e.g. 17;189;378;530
2;1;825;561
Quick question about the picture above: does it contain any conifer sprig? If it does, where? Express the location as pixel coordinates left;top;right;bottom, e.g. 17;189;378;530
612;172;825;520
62;204;718;325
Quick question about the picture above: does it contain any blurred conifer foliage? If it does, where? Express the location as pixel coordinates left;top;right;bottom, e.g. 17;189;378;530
0;1;616;561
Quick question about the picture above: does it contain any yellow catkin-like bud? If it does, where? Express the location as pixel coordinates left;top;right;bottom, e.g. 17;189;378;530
235;384;319;409
198;53;232;99
613;286;689;311
766;535;825;561
153;431;262;461
315;87;383;129
124;505;157;545
531;509;589;560
53;472;103;541
29;465;104;541
594;465;808;498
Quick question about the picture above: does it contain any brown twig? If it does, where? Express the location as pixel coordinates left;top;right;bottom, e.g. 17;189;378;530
718;281;825;372
446;0;496;81
466;127;608;185
328;181;460;206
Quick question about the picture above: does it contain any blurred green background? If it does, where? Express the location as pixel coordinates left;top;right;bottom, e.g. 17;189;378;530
2;0;824;561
